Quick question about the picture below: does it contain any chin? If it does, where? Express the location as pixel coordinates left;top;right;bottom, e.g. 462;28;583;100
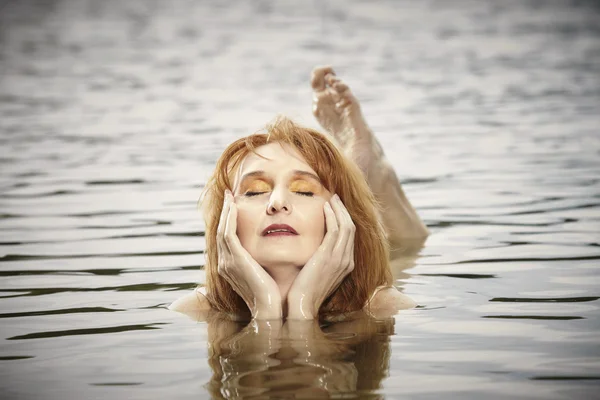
253;247;311;269
256;255;310;269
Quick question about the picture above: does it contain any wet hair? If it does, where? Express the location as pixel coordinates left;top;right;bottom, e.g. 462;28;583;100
200;116;392;316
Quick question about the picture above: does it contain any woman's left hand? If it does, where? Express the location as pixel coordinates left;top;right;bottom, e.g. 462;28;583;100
287;194;356;319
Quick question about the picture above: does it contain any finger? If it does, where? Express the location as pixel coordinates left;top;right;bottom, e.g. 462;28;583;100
321;201;339;252
216;193;232;275
336;194;355;238
330;195;352;255
335;196;356;272
224;201;243;254
217;192;231;247
311;66;335;91
343;207;356;269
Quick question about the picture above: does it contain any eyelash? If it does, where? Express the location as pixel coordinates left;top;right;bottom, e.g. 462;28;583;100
244;191;314;197
244;191;266;197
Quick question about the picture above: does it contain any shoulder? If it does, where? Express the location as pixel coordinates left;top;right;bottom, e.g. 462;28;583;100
168;287;213;321
364;286;417;318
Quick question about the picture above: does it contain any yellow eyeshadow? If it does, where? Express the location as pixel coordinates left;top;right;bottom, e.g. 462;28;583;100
244;180;271;193
289;180;319;193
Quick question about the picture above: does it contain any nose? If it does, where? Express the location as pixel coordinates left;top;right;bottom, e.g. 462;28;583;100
266;189;292;215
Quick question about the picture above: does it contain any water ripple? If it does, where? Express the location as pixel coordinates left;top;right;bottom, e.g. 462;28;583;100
0;307;124;319
0;0;598;398
490;297;599;303
6;323;168;340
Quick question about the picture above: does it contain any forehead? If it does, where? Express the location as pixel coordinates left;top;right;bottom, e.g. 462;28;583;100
238;142;316;175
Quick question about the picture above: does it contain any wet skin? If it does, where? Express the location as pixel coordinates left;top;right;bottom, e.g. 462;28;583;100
233;142;332;273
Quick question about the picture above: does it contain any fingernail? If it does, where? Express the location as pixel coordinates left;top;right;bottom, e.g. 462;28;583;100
333;194;340;201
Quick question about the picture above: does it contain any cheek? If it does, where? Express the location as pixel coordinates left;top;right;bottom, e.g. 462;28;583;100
235;205;259;238
296;201;326;239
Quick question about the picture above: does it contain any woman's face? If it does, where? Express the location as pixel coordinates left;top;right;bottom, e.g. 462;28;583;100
233;142;332;270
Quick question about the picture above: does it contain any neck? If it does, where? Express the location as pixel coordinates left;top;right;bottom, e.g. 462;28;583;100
262;264;301;315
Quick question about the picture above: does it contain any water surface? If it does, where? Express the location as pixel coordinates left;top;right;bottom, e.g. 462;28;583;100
1;0;599;399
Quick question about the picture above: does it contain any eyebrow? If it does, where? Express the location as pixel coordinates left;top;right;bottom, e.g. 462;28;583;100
238;170;322;185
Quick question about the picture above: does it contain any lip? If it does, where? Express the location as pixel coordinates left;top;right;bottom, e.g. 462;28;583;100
262;224;298;236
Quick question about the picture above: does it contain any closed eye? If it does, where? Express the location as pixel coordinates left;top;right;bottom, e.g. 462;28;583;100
244;191;268;197
295;191;314;197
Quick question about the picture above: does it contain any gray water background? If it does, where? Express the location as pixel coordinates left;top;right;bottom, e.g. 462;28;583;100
1;0;599;398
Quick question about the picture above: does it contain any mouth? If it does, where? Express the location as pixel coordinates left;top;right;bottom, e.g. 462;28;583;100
262;224;298;237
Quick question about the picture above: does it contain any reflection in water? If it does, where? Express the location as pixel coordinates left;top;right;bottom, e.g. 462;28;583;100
204;315;394;399
389;239;426;282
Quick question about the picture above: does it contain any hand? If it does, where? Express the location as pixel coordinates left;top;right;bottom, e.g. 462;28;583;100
287;194;356;319
217;190;282;319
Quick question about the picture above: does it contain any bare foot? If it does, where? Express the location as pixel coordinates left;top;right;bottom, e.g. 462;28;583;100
311;66;383;178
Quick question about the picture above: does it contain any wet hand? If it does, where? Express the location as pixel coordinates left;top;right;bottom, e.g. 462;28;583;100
287;194;356;319
217;190;282;319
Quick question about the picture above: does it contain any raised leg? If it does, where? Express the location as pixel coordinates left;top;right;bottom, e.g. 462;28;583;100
311;66;428;245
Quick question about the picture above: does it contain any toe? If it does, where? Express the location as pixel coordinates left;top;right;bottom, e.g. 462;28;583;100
333;81;349;94
311;66;335;91
325;73;340;86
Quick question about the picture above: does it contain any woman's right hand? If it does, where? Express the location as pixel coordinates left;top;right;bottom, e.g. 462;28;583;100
217;190;282;320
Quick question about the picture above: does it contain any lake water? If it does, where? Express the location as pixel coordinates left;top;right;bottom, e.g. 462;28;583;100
1;0;599;399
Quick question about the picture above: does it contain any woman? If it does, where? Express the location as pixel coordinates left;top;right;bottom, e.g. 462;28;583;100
170;66;428;320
